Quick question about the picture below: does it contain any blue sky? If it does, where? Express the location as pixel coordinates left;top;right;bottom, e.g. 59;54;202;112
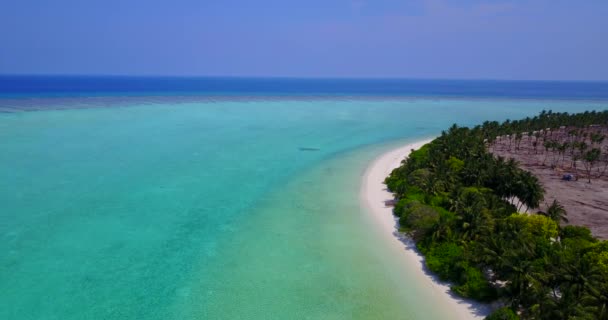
1;0;607;80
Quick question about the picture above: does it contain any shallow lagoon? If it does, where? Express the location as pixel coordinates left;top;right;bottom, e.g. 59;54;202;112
1;98;604;319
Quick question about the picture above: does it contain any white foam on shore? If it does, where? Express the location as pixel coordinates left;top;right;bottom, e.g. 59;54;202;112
360;139;491;320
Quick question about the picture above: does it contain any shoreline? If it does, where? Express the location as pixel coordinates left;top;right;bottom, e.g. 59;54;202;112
360;138;492;320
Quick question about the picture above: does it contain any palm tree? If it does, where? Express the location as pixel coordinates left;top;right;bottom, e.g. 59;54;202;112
558;142;569;167
502;246;541;310
515;132;523;152
533;131;542;154
430;215;454;243
539;199;569;224
582;148;601;183
504;170;544;212
582;282;608;320
559;256;601;317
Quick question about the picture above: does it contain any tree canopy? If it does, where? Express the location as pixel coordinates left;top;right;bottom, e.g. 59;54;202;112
385;110;608;320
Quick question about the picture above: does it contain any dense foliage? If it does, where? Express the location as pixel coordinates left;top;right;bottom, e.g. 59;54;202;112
385;110;608;319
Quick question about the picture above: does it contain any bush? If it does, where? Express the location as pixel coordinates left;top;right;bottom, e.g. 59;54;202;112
447;156;465;173
407;168;432;191
507;214;559;240
428;194;448;207
452;266;496;301
393;198;410;217
485;307;519;320
407;144;431;170
403;186;426;202
560;225;596;242
399;202;440;241
425;242;463;281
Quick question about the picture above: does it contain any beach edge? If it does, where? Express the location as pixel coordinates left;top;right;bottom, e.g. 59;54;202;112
360;139;492;320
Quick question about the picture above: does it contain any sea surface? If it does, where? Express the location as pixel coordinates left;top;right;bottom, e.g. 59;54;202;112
1;77;607;319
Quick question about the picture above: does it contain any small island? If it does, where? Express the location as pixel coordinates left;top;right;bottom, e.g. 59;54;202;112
384;110;608;320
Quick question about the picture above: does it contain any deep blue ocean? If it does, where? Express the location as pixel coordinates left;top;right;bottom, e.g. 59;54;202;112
2;75;608;100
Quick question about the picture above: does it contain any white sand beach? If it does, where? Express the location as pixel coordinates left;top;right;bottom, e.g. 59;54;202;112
360;139;492;320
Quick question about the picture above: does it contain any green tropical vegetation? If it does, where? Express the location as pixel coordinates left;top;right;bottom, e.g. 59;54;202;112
385;110;608;319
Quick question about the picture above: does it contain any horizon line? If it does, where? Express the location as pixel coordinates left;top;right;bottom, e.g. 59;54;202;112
1;73;608;83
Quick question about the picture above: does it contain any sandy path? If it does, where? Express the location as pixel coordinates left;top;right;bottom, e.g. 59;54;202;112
360;139;491;320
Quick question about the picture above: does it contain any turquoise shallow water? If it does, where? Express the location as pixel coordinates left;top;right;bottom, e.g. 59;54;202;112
0;98;605;319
